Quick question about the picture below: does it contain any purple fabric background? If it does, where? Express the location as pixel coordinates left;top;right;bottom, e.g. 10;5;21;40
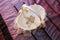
0;0;18;39
0;0;60;40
